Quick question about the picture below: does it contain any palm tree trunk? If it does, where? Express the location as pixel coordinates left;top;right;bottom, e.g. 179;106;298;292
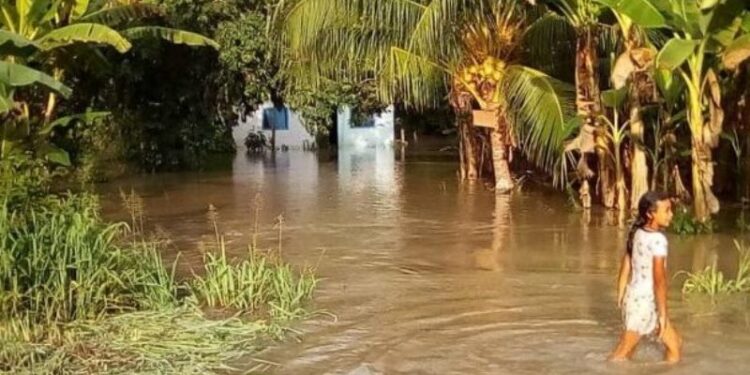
462;118;479;180
492;112;513;193
450;90;479;181
457;108;479;181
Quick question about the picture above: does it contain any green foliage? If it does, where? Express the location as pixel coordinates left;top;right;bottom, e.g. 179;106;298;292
0;190;180;326
669;204;716;235
215;12;274;110
0;163;318;372
0;154;54;208
281;1;577;182
0;0;220;172
190;240;317;320
679;240;750;295
56;0;278;171
285;79;384;137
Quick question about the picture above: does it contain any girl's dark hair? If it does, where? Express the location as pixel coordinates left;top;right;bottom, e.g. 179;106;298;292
626;191;671;255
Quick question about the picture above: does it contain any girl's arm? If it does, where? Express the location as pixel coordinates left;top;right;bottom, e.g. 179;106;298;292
616;253;631;308
653;256;669;334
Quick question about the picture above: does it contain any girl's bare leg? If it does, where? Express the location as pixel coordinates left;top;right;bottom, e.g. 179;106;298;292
608;330;641;361
661;324;683;363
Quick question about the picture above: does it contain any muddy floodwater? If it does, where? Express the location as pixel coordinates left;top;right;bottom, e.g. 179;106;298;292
99;148;750;375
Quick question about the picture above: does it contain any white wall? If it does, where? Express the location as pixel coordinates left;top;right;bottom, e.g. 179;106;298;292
337;105;395;148
233;102;315;150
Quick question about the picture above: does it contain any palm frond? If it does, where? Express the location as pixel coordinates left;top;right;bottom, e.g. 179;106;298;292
407;0;476;61
523;12;576;77
503;65;577;186
281;0;425;92
77;3;162;27
384;47;449;108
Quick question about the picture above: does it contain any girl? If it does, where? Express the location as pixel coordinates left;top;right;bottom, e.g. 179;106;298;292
609;191;683;363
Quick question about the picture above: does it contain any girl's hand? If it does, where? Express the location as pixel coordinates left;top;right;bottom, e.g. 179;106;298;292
617;293;625;309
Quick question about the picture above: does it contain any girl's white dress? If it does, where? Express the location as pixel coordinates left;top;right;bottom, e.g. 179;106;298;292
623;228;668;335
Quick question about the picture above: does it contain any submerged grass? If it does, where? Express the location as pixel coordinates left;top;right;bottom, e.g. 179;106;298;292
2;308;276;374
0;172;318;373
679;240;750;296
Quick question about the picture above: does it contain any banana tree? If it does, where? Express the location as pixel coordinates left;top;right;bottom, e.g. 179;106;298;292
533;0;611;208
650;67;685;192
1;0;218;165
281;0;575;192
593;0;669;212
1;0;219;122
602;0;750;221
0;36;72;162
598;86;629;211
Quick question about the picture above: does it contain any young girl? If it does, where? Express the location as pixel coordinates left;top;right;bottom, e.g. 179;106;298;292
609;191;683;363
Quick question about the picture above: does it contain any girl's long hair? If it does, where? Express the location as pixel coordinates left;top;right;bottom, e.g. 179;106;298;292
626;191;670;255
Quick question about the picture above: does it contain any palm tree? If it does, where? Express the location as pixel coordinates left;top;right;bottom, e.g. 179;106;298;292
280;0;575;191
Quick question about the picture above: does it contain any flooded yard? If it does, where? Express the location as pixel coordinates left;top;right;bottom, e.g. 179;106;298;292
99;149;750;375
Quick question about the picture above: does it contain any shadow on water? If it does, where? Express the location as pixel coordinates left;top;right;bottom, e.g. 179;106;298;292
98;149;750;375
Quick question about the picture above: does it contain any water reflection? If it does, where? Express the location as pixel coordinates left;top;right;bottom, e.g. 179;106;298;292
337;147;401;199
473;194;510;272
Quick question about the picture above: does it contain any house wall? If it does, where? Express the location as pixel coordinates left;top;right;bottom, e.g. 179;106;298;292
337;106;395;148
233;102;315;150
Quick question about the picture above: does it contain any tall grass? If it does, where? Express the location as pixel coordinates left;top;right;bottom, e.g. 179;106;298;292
190;239;317;321
190;206;317;322
0;193;178;327
679;240;750;296
0;169;318;373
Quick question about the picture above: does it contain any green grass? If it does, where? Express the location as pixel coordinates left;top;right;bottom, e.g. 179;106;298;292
0;177;318;373
0;193;178;327
1;308;280;374
679;240;750;296
190;238;317;323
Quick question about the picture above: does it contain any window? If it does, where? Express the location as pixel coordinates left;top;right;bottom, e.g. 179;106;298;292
262;106;289;130
350;109;375;128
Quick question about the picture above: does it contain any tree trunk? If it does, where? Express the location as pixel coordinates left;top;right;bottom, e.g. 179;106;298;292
691;134;719;222
574;29;603;209
692;144;710;221
491;114;513;193
688;71;720;222
629;80;649;211
461;115;479;180
451;91;480;181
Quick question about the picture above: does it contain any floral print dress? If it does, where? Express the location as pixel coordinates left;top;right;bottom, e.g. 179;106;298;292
623;228;668;335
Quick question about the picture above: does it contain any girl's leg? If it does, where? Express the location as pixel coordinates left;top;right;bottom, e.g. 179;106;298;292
661;323;683;363
608;330;641;361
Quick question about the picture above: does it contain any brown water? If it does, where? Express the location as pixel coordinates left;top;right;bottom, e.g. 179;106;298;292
99;148;750;375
